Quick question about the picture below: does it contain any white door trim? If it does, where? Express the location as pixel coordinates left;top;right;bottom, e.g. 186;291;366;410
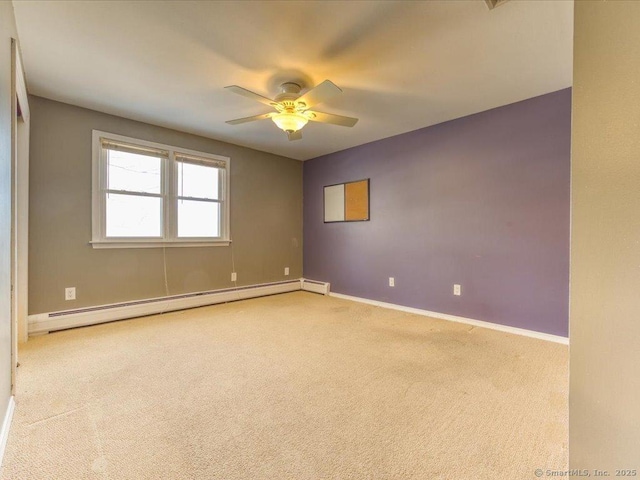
0;396;15;466
10;38;30;397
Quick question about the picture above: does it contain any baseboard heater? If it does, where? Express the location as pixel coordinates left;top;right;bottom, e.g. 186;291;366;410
28;279;305;336
300;279;331;295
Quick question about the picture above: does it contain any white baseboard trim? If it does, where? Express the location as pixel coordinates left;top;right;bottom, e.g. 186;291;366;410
28;280;303;336
300;278;330;295
329;292;569;345
0;396;15;467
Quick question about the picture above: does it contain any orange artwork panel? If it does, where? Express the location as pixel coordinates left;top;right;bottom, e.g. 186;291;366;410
345;180;369;221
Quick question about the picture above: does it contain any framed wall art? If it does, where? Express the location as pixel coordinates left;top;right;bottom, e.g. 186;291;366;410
323;179;370;223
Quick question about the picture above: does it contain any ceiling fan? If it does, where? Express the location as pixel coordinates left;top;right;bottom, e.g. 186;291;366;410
225;80;358;141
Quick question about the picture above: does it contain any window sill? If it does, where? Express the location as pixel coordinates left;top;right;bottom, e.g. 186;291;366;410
90;240;231;249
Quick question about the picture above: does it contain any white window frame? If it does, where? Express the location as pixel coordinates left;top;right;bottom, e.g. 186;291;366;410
91;130;230;248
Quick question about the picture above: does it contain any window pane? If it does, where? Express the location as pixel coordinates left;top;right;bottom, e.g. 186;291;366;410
177;162;219;199
177;200;220;238
106;193;162;237
107;149;161;194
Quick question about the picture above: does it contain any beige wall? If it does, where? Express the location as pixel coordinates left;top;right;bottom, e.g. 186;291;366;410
570;1;640;470
0;1;19;418
29;96;302;314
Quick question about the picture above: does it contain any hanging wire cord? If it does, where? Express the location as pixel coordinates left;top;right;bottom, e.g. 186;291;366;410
229;235;242;302
158;244;170;315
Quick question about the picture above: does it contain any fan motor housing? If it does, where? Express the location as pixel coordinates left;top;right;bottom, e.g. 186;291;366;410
275;82;303;104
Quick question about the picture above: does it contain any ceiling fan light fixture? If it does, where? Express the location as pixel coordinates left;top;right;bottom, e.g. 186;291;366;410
272;112;308;133
226;80;358;141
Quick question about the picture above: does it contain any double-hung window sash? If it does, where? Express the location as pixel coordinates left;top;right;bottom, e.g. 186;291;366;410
101;139;168;239
174;153;226;239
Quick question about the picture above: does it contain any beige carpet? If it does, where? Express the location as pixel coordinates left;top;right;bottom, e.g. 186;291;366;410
1;292;568;479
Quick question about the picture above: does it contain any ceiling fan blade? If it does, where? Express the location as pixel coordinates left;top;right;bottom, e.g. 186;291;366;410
306;111;358;127
287;130;303;141
296;80;342;108
225;112;274;125
225;85;278;107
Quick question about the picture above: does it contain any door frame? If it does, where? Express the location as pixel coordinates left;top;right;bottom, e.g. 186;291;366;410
10;38;30;394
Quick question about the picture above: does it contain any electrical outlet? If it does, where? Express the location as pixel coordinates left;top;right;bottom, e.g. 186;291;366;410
284;267;290;276
65;287;76;300
453;284;461;296
389;277;395;287
231;272;237;282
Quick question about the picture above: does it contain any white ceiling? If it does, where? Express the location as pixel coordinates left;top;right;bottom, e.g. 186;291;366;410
12;0;573;161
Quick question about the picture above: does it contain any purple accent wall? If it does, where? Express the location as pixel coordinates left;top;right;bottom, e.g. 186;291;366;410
303;89;571;337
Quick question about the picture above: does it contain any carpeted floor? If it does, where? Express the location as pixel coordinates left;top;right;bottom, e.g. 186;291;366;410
1;292;568;479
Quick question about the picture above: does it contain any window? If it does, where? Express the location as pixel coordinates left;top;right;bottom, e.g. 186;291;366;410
91;131;230;248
